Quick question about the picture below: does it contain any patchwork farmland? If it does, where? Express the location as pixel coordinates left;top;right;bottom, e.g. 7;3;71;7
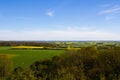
0;46;65;69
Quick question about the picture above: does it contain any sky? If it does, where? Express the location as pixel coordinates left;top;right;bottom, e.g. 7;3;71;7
0;0;120;41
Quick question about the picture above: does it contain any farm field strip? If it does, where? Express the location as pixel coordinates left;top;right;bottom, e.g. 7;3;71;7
11;46;44;49
0;46;65;69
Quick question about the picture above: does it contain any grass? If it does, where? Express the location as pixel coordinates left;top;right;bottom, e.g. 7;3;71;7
0;46;65;69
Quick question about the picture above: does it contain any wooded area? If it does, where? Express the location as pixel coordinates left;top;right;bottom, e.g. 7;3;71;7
3;46;120;80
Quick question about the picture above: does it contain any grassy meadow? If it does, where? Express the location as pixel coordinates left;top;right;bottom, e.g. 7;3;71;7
0;46;65;69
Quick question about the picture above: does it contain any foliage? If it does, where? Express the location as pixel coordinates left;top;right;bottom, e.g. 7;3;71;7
7;46;120;80
0;55;13;79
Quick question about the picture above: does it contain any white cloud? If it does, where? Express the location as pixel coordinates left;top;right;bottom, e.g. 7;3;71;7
105;16;114;21
98;5;120;20
0;29;119;41
98;6;120;15
100;4;112;8
46;10;54;17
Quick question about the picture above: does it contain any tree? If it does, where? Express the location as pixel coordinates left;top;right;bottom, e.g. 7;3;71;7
0;55;13;79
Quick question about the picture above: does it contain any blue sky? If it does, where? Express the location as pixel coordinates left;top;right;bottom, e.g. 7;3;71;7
0;0;120;40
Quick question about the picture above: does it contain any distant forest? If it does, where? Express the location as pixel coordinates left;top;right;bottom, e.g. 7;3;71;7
0;41;57;47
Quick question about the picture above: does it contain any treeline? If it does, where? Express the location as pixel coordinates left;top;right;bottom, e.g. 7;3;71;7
5;46;120;80
0;41;58;47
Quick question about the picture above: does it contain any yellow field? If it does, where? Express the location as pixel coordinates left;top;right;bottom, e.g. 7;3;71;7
11;46;44;49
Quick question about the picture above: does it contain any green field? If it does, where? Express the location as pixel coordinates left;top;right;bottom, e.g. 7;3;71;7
0;46;65;69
